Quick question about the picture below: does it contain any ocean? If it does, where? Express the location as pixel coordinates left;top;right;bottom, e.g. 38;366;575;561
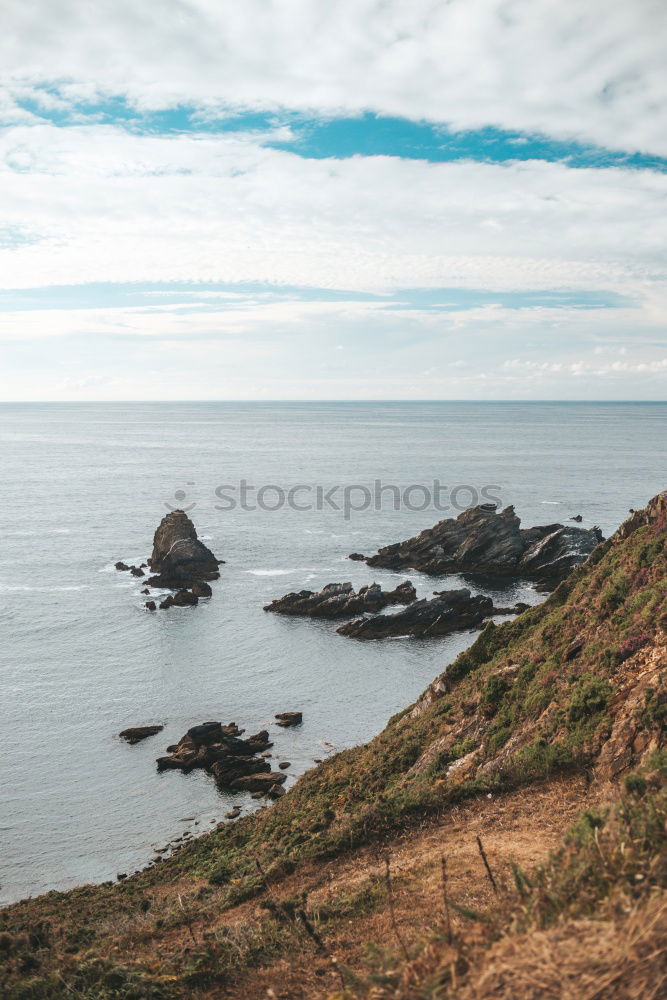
1;400;665;905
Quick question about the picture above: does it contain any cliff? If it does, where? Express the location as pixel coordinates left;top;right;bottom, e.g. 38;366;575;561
2;493;665;999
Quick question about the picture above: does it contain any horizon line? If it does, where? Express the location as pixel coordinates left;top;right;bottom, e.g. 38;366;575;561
1;398;666;406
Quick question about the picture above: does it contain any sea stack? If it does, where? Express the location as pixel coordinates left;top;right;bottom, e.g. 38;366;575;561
147;510;222;589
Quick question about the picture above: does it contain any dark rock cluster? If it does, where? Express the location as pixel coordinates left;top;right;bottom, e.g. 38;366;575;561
264;580;416;617
115;561;147;576
358;503;603;587
156;721;287;798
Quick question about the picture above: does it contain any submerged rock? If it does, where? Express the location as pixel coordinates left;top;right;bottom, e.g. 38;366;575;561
358;503;602;587
337;589;494;640
119;725;164;744
264;580;416;618
275;711;302;727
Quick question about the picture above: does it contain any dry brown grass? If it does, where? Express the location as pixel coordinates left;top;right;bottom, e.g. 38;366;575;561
458;893;667;1000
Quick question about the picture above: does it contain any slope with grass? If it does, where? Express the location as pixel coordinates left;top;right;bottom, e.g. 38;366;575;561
1;493;666;999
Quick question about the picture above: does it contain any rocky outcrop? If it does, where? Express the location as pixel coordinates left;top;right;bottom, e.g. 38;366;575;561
156;721;277;792
119;725;163;744
337;588;494;640
147;510;222;589
359;503;603;587
264;580;416;618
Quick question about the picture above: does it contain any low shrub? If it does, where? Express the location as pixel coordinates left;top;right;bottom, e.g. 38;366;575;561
567;676;612;724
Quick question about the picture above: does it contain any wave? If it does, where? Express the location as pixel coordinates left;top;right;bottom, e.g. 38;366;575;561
0;585;88;592
7;529;73;536
247;567;334;577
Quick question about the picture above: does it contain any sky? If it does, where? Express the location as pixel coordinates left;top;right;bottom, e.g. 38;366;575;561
0;0;666;401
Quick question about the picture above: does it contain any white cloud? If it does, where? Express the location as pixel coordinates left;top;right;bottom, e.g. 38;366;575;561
0;1;665;400
0;285;665;401
0;123;664;297
502;354;667;378
1;0;665;154
0;297;403;340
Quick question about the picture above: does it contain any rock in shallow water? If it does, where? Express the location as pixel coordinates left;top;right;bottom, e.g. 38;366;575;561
264;580;416;618
230;772;287;792
155;722;275;793
159;589;198;609
337;589;494;640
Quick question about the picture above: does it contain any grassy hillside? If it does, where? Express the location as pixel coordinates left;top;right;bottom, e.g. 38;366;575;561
1;493;666;999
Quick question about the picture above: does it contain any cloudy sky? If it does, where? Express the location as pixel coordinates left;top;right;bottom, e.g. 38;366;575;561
1;0;665;400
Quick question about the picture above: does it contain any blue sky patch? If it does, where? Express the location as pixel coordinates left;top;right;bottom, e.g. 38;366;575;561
11;92;667;173
0;282;632;314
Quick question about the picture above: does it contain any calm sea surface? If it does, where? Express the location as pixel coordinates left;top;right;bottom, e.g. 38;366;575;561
1;401;665;905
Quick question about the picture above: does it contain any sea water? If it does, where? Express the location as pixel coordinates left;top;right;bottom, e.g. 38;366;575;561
1;401;665;904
